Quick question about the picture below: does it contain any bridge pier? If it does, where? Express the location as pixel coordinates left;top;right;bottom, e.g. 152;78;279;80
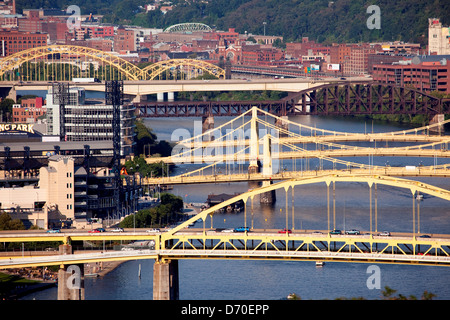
275;116;289;137
429;114;445;135
157;92;164;102
260;181;276;204
202;115;215;141
57;244;85;300
153;259;179;300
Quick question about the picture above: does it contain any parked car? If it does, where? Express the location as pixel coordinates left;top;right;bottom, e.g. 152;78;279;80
234;227;249;232
329;229;342;235
222;228;235;233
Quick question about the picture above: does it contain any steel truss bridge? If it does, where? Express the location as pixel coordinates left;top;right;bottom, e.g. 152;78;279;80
135;82;450;117
0;45;225;81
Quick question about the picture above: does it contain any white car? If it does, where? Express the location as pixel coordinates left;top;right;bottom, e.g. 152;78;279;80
111;227;124;232
146;228;160;233
378;231;390;236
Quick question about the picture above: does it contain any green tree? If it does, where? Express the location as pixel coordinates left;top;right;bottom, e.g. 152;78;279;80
0;98;15;122
0;212;25;230
119;193;184;228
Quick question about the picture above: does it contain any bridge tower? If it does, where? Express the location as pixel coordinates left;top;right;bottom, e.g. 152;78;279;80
249;107;260;174
260;134;276;204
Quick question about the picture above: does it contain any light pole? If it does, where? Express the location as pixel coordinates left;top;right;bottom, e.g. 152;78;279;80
263;22;267;36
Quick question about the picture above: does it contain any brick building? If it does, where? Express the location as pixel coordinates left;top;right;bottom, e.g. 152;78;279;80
17;9;43;33
372;56;450;93
12;97;46;123
114;26;137;53
0;29;47;56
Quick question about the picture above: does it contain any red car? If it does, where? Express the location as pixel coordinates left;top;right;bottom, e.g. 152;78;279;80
89;228;106;233
278;228;292;234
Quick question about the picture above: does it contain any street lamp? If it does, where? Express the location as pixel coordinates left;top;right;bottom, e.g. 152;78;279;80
263;22;267;36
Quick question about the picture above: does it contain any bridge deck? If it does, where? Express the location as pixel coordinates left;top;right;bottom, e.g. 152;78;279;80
1;230;449;268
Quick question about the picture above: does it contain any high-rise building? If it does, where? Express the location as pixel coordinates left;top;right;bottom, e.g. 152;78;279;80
428;18;450;55
46;87;135;156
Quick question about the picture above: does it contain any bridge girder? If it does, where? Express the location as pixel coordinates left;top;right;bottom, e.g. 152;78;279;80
283;82;447;115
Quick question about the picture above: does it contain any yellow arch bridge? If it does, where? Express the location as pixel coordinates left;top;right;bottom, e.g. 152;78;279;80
0;45;225;81
1;173;450;268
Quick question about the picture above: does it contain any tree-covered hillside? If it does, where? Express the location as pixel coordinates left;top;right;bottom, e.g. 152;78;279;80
16;0;450;44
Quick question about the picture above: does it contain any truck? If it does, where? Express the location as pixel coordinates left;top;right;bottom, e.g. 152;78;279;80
72;77;101;83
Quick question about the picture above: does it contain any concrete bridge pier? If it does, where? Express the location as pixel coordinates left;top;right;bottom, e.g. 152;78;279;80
275;116;289;137
168;92;174;102
57;244;85;300
429;114;445;135
202;115;215;141
153;259;179;300
157;92;164;102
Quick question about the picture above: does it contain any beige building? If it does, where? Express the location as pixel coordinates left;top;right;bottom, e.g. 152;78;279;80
39;155;75;222
1;155;76;229
428;18;450;55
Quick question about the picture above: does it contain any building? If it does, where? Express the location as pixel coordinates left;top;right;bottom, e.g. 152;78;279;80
0;28;48;56
0;139;143;229
251;35;283;46
12;97;46;123
46;86;135;156
428;18;450;55
17;9;43;33
0;153;124;229
0;14;20;28
84;25;114;38
348;45;376;75
42;18;67;43
0;0;16;15
372;55;450;93
114;26;137;53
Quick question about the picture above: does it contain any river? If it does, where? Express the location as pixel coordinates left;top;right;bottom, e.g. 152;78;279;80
19;97;450;300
